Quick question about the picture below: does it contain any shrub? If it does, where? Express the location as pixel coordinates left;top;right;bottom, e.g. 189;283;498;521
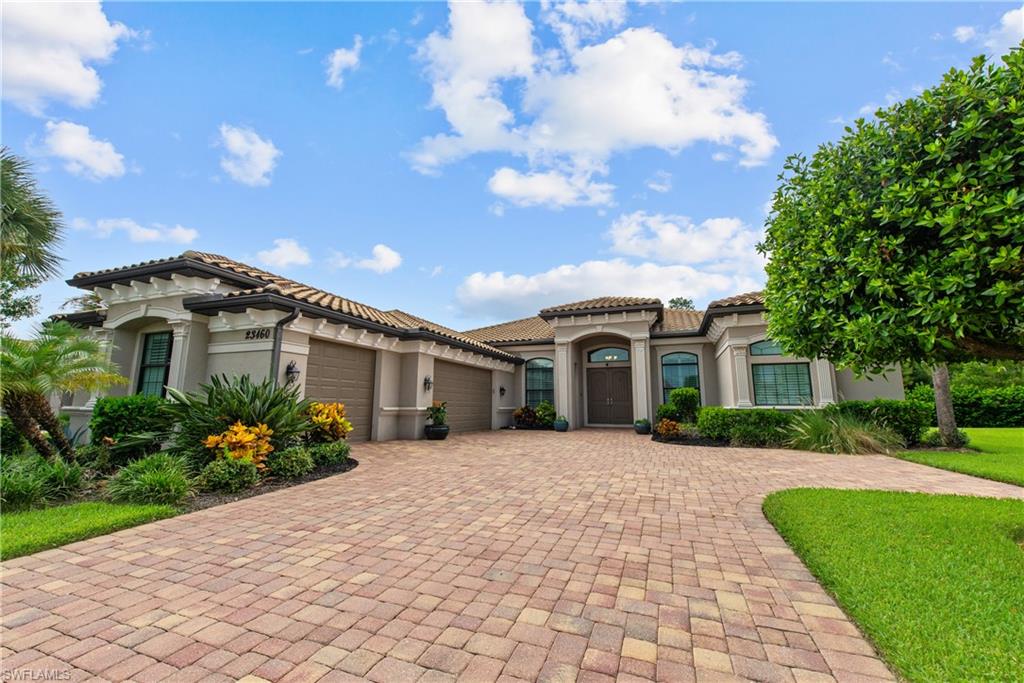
90;395;168;460
0;457;46;510
426;400;448;426
164;375;312;469
1;416;27;457
657;388;701;422
106;453;192;505
788;411;902;455
198;457;260;493
697;407;794;446
829;399;932;446
265;447;315;479
655;419;699;440
514;405;549;428
535;400;556;427
906;384;1024;428
307;402;353;442
75;443;113;473
37;457;83;500
920;428;970;449
309;440;351;467
203;421;274;470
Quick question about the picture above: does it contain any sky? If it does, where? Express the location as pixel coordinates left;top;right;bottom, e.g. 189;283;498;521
3;1;1022;336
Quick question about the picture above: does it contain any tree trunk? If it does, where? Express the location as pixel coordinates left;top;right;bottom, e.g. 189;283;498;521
932;363;960;447
2;393;56;460
29;392;74;459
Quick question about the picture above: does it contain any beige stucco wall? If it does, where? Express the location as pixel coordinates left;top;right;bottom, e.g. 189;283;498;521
206;349;272;381
836;367;905;401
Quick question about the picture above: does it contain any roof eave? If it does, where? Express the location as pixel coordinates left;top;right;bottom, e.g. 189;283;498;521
538;303;663;321
67;258;267;291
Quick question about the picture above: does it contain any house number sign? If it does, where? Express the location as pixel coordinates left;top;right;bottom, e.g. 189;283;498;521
244;328;272;340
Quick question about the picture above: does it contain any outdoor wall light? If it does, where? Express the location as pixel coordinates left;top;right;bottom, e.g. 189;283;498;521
499;386;506;397
284;360;301;385
423;375;433;391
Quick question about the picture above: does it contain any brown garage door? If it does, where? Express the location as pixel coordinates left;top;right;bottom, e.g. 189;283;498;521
433;361;492;433
304;340;376;441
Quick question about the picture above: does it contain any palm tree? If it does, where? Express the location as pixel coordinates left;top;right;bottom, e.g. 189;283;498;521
1;321;125;460
1;147;64;280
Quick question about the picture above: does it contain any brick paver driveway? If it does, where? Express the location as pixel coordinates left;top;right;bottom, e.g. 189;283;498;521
3;431;1021;683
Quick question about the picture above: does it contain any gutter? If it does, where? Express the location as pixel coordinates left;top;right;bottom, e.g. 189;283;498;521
269;307;301;386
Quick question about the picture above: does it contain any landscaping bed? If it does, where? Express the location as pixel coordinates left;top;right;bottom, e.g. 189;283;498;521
893;427;1023;487
188;457;358;511
763;488;1024;681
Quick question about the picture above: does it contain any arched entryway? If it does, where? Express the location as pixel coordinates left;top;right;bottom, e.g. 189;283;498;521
584;345;633;425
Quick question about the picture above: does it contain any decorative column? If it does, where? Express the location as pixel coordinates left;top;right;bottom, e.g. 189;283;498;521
554;342;572;429
630;338;650;421
167;320;193;392
814;358;837;406
85;328;116;408
732;346;753;408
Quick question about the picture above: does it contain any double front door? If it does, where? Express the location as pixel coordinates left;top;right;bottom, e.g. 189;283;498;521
586;367;633;424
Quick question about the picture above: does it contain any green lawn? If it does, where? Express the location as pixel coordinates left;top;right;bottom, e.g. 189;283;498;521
763;489;1024;682
895;427;1023;487
0;501;176;561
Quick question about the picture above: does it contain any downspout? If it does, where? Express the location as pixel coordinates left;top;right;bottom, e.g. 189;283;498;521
270;308;301;386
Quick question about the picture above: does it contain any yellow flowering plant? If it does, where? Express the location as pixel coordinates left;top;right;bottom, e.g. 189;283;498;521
204;421;274;469
306;402;353;441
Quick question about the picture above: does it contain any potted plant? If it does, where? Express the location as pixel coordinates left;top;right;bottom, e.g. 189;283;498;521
553;415;569;432
424;400;449;440
634;418;651;435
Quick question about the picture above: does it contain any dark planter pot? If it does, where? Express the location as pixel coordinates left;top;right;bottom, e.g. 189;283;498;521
424;424;450;440
634;422;652;435
553;420;569;432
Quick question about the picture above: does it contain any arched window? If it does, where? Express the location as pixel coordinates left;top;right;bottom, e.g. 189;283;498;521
525;358;554;407
661;352;699;404
587;347;629;363
750;339;783;356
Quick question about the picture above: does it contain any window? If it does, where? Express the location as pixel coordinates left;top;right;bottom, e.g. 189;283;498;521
525;358;554;408
587;347;629;363
137;332;173;397
752;363;812;406
661;352;699;404
750;339;783;356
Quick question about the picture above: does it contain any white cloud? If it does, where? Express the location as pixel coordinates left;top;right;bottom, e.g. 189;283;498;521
357;244;403;273
1;1;132;115
607;211;762;267
952;6;1023;56
43;120;125;180
420;265;444;277
257;238;310;268
456;258;759;320
411;4;777;200
645;170;672;193
74;217;198;244
218;124;281;186
325;35;363;89
953;25;977;43
488;167;614;208
881;52;902;70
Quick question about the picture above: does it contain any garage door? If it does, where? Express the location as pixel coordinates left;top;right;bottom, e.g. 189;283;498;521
304;340;376;441
433;361;492;433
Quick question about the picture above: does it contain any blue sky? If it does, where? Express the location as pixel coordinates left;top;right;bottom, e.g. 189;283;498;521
3;1;1022;336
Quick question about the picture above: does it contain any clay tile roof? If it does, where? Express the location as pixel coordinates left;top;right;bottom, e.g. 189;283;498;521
539;296;662;316
462;316;555;344
707;291;765;309
655;308;704;333
386;310;512;356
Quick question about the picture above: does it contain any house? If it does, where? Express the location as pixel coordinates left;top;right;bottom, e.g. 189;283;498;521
59;251;903;440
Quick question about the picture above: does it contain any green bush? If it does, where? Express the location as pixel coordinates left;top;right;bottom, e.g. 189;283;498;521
788;411;902;455
829;399;932;446
308;440;351;467
0;457;46;510
920;428;971;449
906;384;1024;428
106;453;192;506
75;444;113;473
1;416;27;457
535;400;556;427
37;457;83;500
198;457;260;493
265;446;315;479
697;407;794;446
657;387;701;423
90;395;169;461
164;375;313;469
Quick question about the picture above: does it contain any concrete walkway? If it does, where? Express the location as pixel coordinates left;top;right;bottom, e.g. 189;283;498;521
3;430;1020;682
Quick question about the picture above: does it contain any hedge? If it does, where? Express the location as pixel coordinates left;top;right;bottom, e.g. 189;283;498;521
696;407;794;447
827;399;933;446
906;385;1024;428
89;395;169;462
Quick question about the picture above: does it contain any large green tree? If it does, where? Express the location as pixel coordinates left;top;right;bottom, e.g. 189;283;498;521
0;148;64;329
1;322;124;460
759;50;1023;444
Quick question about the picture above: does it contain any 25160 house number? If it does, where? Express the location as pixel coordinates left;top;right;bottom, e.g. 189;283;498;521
244;328;271;340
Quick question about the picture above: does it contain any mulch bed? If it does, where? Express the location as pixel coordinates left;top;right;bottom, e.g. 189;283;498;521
651;435;730;448
186;459;359;512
